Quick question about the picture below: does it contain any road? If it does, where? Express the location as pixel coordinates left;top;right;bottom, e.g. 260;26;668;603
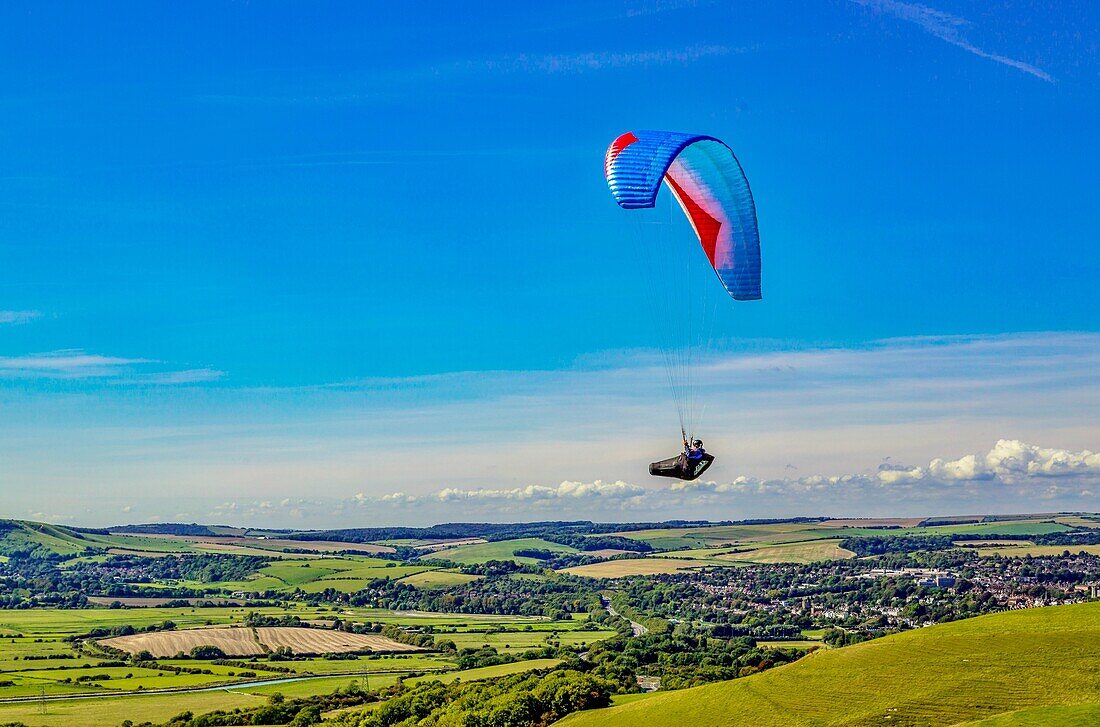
602;596;648;637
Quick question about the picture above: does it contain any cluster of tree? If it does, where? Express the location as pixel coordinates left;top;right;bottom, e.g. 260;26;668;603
841;535;956;556
822;628;868;647
585;623;803;691
116;553;271;584
244;611;305;627
379;623;435;649
453;559;544;577
542;552;622;570
328;668;613;727
539;533;652;552
76;619;177;640
512;548;557;560
300;570;598;620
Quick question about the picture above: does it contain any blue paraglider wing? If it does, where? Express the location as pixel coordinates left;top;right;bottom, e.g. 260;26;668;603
605;130;761;301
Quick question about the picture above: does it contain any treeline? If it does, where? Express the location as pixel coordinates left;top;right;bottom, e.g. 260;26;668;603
119;554;271;583
328;668;612;727
842;535;956;556
842;528;1100;557
540;533;652;552
110;523;221;537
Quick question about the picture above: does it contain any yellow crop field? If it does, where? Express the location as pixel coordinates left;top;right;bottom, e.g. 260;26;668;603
562;558;718;578
719;539;856;564
100;626;260;656
398;570;482;589
255;627;422;654
100;626;423;657
973;543;1100;558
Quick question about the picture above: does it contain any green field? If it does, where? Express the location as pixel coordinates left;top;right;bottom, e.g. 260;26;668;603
562;602;1100;727
562;557;734;578
427;538;578;565
708;538;855;564
186;556;435;593
397;570;482;589
0;657;563;727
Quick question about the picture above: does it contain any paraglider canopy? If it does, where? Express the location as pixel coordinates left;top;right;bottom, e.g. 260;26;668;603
605;130;761;301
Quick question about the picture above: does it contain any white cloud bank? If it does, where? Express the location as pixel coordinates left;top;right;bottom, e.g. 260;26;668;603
351;440;1098;517
875;440;1100;486
181;440;1094;526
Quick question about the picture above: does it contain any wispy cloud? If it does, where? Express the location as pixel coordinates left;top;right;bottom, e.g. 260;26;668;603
625;0;704;19
851;0;1052;82
132;368;225;385
194;42;739;108
475;44;737;74
0;310;42;325
0;350;150;377
0;349;223;384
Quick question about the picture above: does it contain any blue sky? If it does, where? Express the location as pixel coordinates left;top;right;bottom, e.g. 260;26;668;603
1;1;1097;526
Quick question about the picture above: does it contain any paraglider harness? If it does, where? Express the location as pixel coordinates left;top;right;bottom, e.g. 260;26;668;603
649;431;715;481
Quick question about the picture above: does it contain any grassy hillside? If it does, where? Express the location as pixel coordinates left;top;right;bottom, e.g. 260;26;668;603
562;602;1100;727
427;537;577;565
959;703;1100;726
0;520;96;556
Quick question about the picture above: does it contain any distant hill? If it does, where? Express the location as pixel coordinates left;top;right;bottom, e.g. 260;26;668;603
110;522;219;536
561;602;1100;727
0;519;100;557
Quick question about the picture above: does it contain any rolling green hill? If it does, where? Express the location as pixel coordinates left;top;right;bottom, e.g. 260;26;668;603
0;519;99;556
562;602;1100;727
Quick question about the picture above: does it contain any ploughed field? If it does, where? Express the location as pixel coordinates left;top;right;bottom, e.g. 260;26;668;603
99;626;421;657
